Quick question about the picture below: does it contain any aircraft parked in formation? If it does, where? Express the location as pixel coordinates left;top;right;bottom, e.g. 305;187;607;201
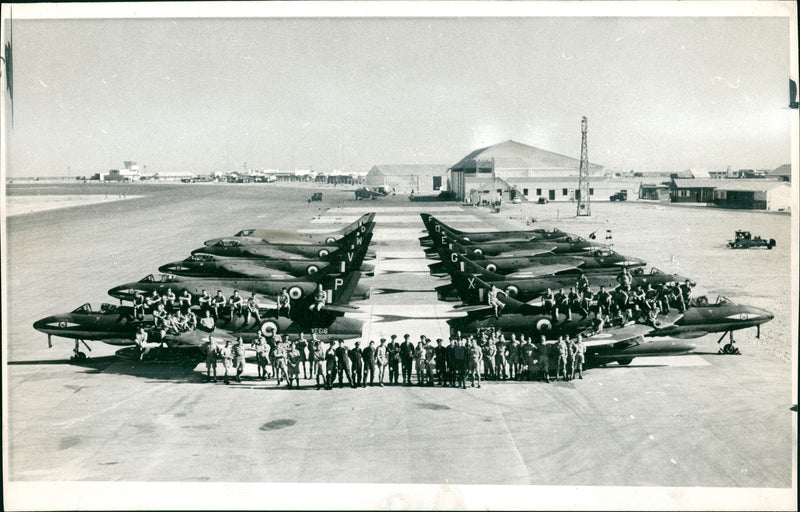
204;213;375;246
35;215;376;360
421;213;774;365
419;213;575;245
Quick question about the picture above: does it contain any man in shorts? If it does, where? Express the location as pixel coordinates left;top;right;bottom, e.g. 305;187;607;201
205;336;219;382
312;340;327;390
468;339;483;388
251;333;271;380
232;337;246;383
218;339;234;385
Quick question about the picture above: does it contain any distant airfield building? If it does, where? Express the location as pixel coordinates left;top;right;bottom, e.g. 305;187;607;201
365;164;450;195
448;140;641;203
671;178;791;211
103;161;141;182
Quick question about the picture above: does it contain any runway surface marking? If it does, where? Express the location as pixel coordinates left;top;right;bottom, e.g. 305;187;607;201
334;206;464;213
310;214;481;224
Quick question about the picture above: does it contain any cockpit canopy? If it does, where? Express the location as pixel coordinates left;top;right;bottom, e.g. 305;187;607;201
70;303;118;314
138;274;178;283
235;229;255;237
212;240;241;247
592;249;616;258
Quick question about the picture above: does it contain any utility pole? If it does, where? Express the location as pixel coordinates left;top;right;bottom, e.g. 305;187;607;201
576;116;591;216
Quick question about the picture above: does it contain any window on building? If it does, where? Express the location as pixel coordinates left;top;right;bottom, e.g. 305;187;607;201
548;190;555;200
589;188;594;195
523;188;529;196
562;188;568;196
536;188;542;195
432;176;442;191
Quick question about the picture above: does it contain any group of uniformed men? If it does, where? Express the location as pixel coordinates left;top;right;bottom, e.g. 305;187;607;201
199;329;587;388
515;269;695;330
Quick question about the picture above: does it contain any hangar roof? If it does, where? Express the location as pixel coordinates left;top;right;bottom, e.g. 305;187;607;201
450;140;603;173
367;164;450;176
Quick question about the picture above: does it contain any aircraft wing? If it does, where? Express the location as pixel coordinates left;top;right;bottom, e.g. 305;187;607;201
323;304;360;314
493;245;557;258
582;323;655;347
506;260;584;279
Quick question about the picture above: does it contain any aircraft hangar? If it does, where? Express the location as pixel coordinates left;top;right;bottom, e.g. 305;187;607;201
448;139;641;204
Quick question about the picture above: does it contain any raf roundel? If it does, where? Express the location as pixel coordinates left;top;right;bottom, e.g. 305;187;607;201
325;236;336;244
486;263;497;272
260;321;278;336
318;249;329;258
288;286;303;300
505;285;519;297
536;318;552;333
306;265;319;275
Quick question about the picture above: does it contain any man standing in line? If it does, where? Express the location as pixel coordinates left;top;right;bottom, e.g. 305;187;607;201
453;338;467;389
468;339;483;388
335;339;354;388
399;334;414;385
324;340;338;390
361;340;376;387
537;335;551;383
232;337;247;383
446;337;457;387
435;338;448;386
572;334;586;380
349;341;364;388
556;336;568;381
251;333;270;380
312;340;327;390
272;335;289;387
376;338;389;387
295;333;309;380
219;339;234;385
205;336;218;382
286;341;301;388
387;334;401;385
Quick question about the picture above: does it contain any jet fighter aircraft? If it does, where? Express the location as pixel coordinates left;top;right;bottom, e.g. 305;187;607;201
205;212;375;246
419;213;575;245
434;254;690;303
108;270;371;305
163;232;374;278
424;235;606;259
195;224;375;261
34;272;366;360
444;273;773;366
428;244;646;278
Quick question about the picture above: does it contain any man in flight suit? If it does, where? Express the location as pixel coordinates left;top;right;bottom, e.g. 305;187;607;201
399;334;414;385
349;341;364;388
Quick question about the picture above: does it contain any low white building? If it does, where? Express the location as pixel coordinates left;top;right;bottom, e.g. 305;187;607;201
365;164;450;194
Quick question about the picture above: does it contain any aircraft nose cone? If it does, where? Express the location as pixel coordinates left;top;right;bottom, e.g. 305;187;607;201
107;285;132;300
33;315;59;333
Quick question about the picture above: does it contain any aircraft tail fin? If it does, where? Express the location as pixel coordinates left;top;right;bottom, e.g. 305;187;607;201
328;233;374;273
448;270;525;313
332;213;376;237
420;213;464;238
329;271;362;306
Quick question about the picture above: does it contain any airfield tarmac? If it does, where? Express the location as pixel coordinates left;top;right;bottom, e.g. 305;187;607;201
3;183;796;509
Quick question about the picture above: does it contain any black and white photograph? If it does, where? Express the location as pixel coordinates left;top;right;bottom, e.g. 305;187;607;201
1;2;797;510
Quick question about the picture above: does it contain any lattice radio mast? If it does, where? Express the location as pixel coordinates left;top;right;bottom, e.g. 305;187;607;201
576;116;591;216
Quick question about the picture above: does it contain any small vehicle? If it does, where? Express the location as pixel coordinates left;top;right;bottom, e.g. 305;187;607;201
512;197;522;204
309;192;323;202
537;197;548;204
728;230;776;249
610;190;628;201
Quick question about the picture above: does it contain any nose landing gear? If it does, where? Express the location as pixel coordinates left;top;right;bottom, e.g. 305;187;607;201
716;331;741;355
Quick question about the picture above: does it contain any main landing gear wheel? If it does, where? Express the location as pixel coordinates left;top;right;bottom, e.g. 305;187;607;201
616;358;633;366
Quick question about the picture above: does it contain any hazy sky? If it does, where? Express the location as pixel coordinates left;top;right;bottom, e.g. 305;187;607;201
1;8;795;176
